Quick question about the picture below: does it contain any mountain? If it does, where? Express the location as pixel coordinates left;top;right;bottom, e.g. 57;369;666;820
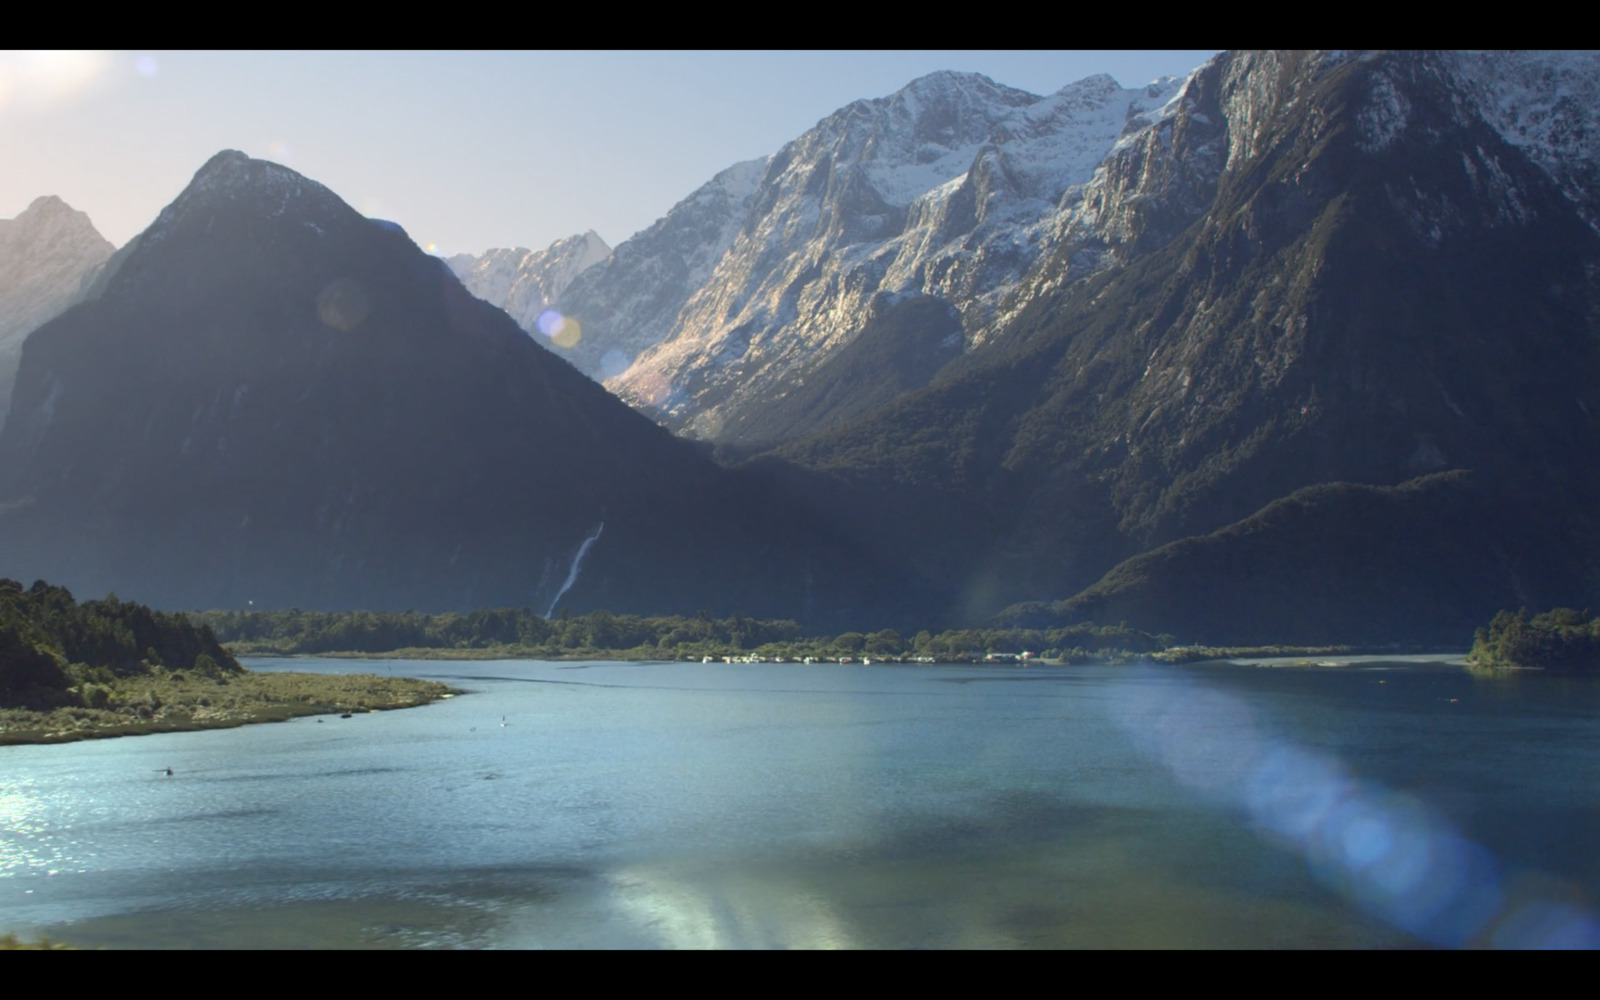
752;50;1600;642
0;152;912;626
0;196;115;433
548;157;770;384
444;229;610;346
531;71;1182;450
8;53;1597;647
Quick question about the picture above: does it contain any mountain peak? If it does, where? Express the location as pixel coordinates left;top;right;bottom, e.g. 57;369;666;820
901;69;1003;91
131;149;355;255
1063;72;1120;91
6;195;103;239
23;194;72;216
185;149;312;199
887;69;1039;112
197;148;253;175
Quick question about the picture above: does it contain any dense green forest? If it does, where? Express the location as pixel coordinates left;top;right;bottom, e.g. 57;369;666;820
0;578;240;708
194;606;1176;663
0;580;452;744
1468;608;1600;671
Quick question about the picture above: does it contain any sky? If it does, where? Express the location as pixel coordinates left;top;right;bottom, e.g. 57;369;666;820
1;51;1219;258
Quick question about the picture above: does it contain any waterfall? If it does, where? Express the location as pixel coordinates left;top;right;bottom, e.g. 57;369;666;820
546;522;604;617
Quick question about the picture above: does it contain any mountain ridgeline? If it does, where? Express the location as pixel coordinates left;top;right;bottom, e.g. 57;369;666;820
0;153;915;628
4;51;1600;647
759;50;1600;642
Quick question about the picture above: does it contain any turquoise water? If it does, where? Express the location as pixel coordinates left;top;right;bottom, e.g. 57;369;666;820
2;657;1596;948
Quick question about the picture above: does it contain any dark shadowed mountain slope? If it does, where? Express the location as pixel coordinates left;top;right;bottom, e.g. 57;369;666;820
757;51;1600;641
0;152;915;626
995;470;1591;646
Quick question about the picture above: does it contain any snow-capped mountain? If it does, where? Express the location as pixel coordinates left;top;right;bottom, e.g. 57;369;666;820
766;49;1600;642
548;157;769;382
0;196;114;431
444;230;609;343
519;52;1600;457
559;69;1193;446
1441;50;1600;231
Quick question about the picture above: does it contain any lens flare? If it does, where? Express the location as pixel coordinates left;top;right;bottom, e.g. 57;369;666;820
0;51;112;115
623;370;673;408
1244;745;1350;843
317;278;370;331
1155;688;1264;794
551;318;581;349
1493;902;1600;950
600;348;631;378
534;309;581;348
1108;665;1594;949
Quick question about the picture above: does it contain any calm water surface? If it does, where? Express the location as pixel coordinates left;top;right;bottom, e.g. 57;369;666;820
2;657;1597;948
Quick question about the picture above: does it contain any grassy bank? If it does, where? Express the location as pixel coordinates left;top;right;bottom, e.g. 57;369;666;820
0;668;455;746
0;932;74;950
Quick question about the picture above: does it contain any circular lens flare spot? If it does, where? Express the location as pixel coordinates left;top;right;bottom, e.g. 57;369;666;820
626;370;673;408
600;348;631;378
551;317;581;349
536;310;582;349
317;278;370;331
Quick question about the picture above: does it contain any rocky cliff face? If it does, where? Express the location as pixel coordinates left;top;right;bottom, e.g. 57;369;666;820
544;53;1600;463
444;229;610;349
763;50;1600;640
0;152;911;625
0;196;114;432
1443;50;1600;232
548;157;770;384
534;70;1188;448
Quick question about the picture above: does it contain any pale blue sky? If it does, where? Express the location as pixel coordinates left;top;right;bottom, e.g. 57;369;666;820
2;51;1218;256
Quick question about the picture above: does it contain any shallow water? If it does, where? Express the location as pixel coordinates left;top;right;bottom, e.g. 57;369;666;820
2;658;1596;948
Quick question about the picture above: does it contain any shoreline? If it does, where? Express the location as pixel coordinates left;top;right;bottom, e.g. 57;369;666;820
0;670;458;747
1179;652;1471;669
234;647;1476;668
